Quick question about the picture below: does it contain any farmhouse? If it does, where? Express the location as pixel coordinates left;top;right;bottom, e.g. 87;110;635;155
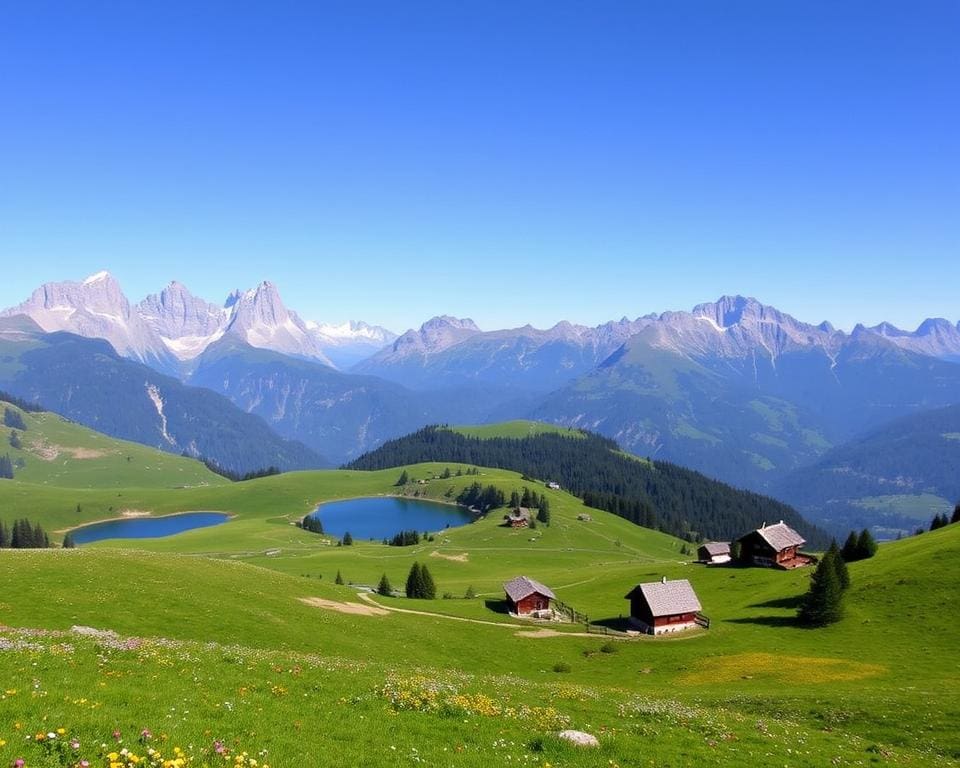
504;507;531;528
698;541;731;565
546;481;561;490
503;576;555;617
736;520;812;569
624;577;705;635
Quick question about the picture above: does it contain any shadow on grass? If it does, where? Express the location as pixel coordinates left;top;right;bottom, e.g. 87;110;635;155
726;615;802;628
484;599;510;615
750;595;804;610
590;616;633;632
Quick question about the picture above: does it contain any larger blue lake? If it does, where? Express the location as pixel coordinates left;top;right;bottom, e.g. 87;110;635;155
69;512;230;544
309;497;473;540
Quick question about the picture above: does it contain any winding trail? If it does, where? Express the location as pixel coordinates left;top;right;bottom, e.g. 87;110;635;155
354;592;612;638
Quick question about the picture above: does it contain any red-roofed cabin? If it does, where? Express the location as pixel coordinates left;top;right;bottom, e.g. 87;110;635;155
625;577;705;635
503;576;555;617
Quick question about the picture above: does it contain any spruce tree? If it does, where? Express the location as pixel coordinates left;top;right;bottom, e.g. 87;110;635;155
827;540;850;591
0;454;13;480
8;431;21;449
419;563;437;600
798;552;845;627
464;585;476;599
952;503;960;525
395;470;409;486
405;562;422;598
536;498;551;525
334;570;344;585
62;532;76;549
509;490;520;508
841;530;860;561
377;573;392;596
855;529;878;560
0;521;8;548
342;531;353;546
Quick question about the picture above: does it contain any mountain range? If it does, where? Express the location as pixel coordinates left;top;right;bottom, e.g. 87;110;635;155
3;271;959;535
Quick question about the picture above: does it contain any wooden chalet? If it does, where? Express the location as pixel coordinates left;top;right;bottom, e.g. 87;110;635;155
625;577;705;635
503;576;555;617
697;541;731;565
503;507;531;528
735;520;812;569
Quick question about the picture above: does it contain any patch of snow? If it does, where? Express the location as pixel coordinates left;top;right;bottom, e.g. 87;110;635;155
145;383;176;446
695;315;728;333
83;271;112;285
160;330;224;359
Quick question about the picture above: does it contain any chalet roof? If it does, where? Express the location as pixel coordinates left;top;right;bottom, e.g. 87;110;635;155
503;575;556;603
744;521;806;552
700;541;730;556
625;578;702;617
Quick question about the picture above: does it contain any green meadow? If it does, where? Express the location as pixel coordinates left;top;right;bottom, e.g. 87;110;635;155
1;401;958;766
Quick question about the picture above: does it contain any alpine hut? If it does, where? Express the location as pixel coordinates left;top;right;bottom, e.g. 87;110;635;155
624;577;705;635
503;576;555;617
697;541;731;565
735;520;812;569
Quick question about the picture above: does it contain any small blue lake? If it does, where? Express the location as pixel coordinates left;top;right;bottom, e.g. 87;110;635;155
308;497;473;540
70;512;230;544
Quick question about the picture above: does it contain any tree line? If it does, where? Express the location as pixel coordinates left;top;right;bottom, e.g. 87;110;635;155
199;457;282;482
0;392;44;414
346;426;826;546
928;504;960;532
0;518;52;548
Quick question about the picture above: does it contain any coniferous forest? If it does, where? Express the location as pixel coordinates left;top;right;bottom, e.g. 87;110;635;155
346;426;827;546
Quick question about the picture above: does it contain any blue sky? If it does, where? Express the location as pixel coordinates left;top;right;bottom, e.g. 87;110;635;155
1;1;957;332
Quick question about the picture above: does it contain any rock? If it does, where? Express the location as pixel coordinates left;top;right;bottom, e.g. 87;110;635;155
557;730;599;747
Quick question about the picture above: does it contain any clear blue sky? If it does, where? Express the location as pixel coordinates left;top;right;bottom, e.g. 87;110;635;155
1;1;957;332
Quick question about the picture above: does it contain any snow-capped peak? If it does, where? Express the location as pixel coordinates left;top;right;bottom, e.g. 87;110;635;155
83;270;113;286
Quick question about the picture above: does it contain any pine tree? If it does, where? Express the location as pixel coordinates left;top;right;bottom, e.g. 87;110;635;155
419;563;437;600
0;521;8;548
536;498;551;526
335;570;344;585
841;530;860;561
62;532;76;549
952;503;960;525
8;430;21;449
827;540;850;591
509;490;520;508
405;562;422;598
3;407;26;430
464;585;476;599
0;454;13;480
395;470;409;486
440;467;451;479
855;529;878;560
798;552;845;627
930;514;944;531
342;531;353;546
377;573;393;596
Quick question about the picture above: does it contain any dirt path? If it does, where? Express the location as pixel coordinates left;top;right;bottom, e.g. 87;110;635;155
354;593;611;638
299;596;390;616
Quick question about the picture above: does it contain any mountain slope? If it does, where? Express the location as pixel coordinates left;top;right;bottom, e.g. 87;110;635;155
775;403;960;536
533;300;960;491
345;423;827;546
0;398;227;488
0;321;323;473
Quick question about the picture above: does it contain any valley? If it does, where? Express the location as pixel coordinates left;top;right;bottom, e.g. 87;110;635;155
1;403;959;765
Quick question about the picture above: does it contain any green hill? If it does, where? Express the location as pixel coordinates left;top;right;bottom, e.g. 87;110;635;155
1;399;227;489
345;424;827;546
451;419;586;440
0;518;957;766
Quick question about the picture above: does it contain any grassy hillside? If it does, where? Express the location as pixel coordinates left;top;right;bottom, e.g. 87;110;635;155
1;410;958;765
1;524;958;766
451;420;585;439
346;425;826;545
1;400;227;489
